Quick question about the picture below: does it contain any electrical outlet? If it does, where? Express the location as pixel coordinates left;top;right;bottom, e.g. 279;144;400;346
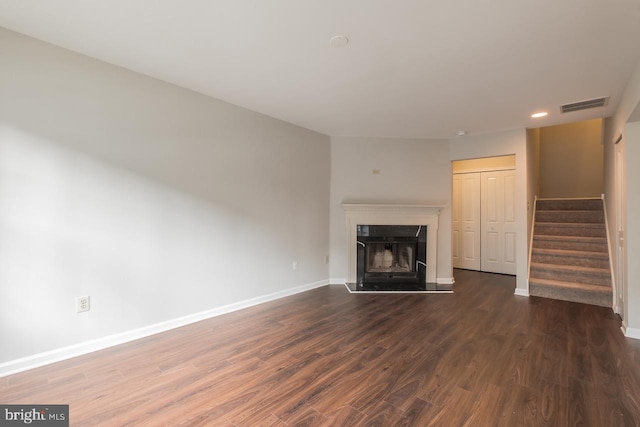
325;255;330;264
76;296;90;313
292;261;298;271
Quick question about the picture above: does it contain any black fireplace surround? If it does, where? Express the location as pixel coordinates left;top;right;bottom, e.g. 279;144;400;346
356;225;427;291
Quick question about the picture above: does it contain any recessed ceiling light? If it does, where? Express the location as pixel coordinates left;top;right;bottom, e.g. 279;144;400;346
531;112;548;118
457;130;467;136
330;35;349;47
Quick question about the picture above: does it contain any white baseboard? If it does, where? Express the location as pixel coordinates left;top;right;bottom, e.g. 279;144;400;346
330;278;346;285
514;288;529;297
0;279;329;377
622;325;640;340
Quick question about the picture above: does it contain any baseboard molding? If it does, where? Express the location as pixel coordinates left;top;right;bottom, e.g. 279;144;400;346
622;325;640;340
330;278;347;285
514;288;529;297
0;279;329;377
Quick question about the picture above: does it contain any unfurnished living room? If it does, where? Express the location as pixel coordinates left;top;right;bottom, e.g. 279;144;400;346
1;1;640;426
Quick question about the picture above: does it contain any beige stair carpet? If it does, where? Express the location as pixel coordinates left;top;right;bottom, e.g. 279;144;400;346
529;198;612;307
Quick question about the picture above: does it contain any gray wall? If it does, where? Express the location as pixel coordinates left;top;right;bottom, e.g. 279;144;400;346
329;137;452;283
0;28;331;364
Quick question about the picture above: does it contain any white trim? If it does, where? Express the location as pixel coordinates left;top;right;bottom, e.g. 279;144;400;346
601;194;617;311
514;288;529;297
0;279;329;377
330;278;347;285
437;277;455;285
453;166;515;174
622;325;640;340
342;203;444;284
527;195;537;296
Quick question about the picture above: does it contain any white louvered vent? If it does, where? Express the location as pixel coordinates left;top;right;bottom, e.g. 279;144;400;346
560;97;609;113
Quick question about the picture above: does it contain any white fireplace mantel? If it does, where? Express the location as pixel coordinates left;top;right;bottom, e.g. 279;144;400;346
342;203;444;284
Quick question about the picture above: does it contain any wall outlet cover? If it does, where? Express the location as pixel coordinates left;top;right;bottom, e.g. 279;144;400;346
76;296;90;313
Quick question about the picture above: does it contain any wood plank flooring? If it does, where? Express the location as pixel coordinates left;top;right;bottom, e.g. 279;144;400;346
2;269;640;426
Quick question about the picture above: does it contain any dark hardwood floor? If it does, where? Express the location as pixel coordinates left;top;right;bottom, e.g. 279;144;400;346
2;269;640;426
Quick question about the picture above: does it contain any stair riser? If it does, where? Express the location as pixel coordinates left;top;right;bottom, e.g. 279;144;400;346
534;224;606;237
533;239;607;252
529;283;611;307
536;211;604;223
536;200;603;211
530;268;611;286
530;253;610;269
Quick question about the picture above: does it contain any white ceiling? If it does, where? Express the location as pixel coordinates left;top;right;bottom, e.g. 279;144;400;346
1;0;639;139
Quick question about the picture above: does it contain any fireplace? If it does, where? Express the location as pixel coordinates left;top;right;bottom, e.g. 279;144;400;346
356;225;427;290
342;203;449;291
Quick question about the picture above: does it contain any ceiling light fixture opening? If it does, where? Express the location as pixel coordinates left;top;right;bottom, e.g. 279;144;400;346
330;35;349;47
531;112;548;118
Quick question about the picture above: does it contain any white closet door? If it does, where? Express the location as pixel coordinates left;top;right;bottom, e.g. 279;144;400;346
501;170;517;274
452;174;462;267
480;170;516;274
454;173;481;270
481;171;502;273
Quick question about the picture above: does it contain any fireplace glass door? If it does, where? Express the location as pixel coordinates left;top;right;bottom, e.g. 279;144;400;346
356;225;427;290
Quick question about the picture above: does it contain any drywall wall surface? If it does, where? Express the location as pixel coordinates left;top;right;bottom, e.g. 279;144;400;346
603;116;623;314
625;121;640;332
452;155;515;173
449;128;529;294
329;137;452;283
0;28;330;363
526;128;541;248
538;119;603;198
604;58;640;326
610;58;640;128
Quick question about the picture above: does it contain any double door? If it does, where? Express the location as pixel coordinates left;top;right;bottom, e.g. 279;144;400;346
452;170;516;275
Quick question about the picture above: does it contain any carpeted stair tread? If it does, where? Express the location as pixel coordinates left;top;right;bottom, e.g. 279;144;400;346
529;277;612;294
530;248;609;268
530;262;610;276
536;199;603;211
529;278;612;307
538;209;602;215
534;222;606;238
535;210;604;224
532;237;607;252
536;209;603;213
531;248;609;259
533;235;607;245
530;262;611;286
535;221;605;229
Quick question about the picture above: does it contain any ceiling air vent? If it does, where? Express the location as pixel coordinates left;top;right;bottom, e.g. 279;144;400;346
560;96;609;113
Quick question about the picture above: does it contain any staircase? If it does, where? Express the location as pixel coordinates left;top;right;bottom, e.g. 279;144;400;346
529;198;612;307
